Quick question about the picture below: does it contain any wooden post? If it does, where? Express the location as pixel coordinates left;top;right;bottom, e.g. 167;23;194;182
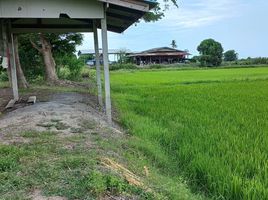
93;20;103;108
101;4;112;124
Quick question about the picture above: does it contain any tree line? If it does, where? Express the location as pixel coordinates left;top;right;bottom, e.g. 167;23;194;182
193;38;268;67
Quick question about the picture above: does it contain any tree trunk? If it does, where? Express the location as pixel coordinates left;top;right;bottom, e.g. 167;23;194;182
40;33;58;83
14;34;29;88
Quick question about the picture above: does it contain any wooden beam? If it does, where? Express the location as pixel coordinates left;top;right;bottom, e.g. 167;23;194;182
101;4;112;124
98;0;149;11
93;20;103;109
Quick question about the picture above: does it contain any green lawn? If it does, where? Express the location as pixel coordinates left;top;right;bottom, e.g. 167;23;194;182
111;66;268;200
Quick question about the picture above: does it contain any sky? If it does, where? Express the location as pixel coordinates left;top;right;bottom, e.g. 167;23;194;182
77;0;268;58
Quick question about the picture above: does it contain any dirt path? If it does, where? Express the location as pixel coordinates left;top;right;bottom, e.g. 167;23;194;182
0;92;121;145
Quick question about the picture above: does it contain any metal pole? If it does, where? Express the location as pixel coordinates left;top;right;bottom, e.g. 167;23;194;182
7;20;19;101
93;20;103;108
101;4;112;124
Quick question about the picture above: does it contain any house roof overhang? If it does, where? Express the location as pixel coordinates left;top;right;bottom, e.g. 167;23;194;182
0;0;157;33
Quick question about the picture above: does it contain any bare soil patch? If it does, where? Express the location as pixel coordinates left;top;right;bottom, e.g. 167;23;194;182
0;92;122;145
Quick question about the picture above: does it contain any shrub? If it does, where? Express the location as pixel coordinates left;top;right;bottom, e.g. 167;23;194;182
29;75;45;85
0;71;8;82
57;55;84;81
58;67;71;80
110;63;137;71
148;64;164;69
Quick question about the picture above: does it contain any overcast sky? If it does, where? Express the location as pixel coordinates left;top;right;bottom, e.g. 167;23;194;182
77;0;268;58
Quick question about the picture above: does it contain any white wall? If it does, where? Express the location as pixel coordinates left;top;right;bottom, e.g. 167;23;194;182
0;0;103;19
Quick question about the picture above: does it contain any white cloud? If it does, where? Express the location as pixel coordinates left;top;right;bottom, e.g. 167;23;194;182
160;0;249;29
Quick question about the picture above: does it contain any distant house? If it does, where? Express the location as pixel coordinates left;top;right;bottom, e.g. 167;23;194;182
78;49;132;65
128;47;191;65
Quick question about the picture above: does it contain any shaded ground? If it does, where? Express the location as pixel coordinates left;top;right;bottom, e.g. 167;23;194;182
0;88;12;112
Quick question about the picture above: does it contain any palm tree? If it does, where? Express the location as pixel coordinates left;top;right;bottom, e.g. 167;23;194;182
170;40;177;49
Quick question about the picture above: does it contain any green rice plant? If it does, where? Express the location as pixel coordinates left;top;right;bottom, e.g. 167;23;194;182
111;66;268;200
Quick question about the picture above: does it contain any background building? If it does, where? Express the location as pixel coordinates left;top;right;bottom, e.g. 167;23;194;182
129;47;191;65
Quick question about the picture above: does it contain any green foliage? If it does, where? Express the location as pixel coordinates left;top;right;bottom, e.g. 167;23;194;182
190;56;200;63
143;0;178;22
57;55;84;81
78;54;93;64
237;57;268;65
117;49;131;64
110;63;138;71
0;70;8;82
224;50;238;61
170;39;177;48
111;67;268;200
82;171;135;196
18;34;45;80
197;39;224;67
18;33;83;81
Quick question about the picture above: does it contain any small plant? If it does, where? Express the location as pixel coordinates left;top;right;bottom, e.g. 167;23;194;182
0;71;8;82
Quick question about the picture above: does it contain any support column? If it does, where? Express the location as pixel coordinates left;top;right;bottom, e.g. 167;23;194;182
101;4;112;124
93;20;103;109
4;20;19;101
0;20;4;57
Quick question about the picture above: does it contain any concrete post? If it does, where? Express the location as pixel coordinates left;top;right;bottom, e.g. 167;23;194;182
4;20;19;101
101;4;112;124
93;20;103;108
8;22;19;101
0;20;4;57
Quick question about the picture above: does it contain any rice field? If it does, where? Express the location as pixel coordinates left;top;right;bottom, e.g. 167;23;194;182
110;67;268;199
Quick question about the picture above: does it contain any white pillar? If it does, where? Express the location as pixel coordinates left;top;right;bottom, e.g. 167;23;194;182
5;20;19;101
93;20;103;108
0;20;4;56
101;4;112;124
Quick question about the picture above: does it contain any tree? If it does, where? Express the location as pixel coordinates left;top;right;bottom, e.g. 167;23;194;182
170;40;177;48
197;39;224;66
224;50;238;61
30;33;58;83
143;0;179;22
25;33;83;83
14;35;29;88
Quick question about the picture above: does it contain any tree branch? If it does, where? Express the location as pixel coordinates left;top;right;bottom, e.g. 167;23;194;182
30;39;42;53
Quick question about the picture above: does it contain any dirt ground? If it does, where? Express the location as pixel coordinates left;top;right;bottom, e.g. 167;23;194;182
0;88;12;112
0;91;133;199
0;92;123;145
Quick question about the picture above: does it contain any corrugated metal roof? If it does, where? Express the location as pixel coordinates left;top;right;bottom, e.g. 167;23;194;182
129;47;191;57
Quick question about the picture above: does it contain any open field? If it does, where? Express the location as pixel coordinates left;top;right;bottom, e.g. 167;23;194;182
0;84;204;200
111;66;268;199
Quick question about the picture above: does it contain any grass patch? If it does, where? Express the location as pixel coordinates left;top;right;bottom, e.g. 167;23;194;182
111;66;268;200
0;130;168;199
0;81;9;89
